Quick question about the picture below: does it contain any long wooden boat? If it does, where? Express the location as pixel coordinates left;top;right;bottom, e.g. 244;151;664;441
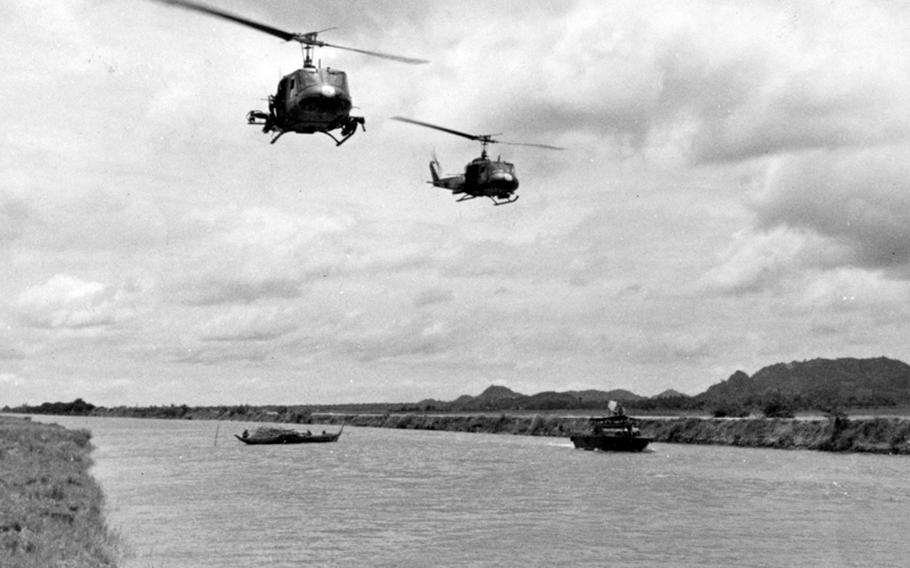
235;424;343;445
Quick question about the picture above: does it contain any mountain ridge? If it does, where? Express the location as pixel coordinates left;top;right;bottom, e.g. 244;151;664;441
410;356;910;412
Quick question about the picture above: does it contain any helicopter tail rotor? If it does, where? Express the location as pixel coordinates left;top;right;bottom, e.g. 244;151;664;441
429;152;442;184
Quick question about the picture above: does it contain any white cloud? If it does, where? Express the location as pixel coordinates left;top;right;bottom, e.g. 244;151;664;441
795;268;910;313
0;372;23;386
754;147;910;275
700;227;817;294
15;274;138;330
198;305;299;342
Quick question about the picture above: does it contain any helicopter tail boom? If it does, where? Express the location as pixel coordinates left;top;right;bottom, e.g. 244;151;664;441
427;157;466;192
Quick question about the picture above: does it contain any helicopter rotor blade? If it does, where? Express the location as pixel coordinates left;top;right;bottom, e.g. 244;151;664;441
159;0;297;41
158;1;428;64
497;141;566;151
392;116;565;150
316;42;429;65
391;117;488;142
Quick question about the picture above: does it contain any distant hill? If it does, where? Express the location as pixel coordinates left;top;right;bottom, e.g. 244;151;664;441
699;357;910;408
654;389;688;399
408;385;647;412
476;385;524;401
565;389;645;402
409;357;910;413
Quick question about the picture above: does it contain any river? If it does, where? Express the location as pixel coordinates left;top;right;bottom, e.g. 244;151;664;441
32;415;910;567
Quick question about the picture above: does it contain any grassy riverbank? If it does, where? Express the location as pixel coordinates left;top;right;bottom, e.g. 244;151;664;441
0;416;120;568
305;412;910;454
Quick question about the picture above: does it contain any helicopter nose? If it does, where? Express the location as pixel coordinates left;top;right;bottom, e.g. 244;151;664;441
490;171;519;189
320;85;337;97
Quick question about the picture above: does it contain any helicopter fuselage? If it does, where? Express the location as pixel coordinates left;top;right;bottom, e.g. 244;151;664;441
248;64;365;145
430;155;520;205
464;157;519;194
275;67;352;131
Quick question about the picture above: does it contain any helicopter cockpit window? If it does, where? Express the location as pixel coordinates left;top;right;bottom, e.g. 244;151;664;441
326;71;348;89
290;78;296;91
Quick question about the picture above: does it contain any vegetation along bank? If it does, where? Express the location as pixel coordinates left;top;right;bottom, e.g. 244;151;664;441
0;415;120;568
308;412;910;455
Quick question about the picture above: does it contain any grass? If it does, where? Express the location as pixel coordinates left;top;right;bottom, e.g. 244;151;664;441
0;415;120;568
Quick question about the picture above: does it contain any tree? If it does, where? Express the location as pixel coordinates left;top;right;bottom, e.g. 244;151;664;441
762;391;794;418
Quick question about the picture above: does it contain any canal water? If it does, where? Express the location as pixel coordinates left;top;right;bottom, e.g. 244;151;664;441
33;415;910;567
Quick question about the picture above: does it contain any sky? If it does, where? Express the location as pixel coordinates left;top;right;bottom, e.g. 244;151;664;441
2;0;910;406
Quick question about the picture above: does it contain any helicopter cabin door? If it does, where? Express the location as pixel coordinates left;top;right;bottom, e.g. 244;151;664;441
464;160;486;191
274;77;291;118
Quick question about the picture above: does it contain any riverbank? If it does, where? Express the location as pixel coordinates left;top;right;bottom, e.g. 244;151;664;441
13;406;910;455
303;412;910;454
0;415;120;567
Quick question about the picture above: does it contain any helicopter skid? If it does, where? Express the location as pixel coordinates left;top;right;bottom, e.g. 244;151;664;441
491;195;519;206
451;193;518;206
323;116;365;146
247;110;364;146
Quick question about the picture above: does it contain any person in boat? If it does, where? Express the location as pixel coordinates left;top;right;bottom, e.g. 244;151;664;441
242;429;249;439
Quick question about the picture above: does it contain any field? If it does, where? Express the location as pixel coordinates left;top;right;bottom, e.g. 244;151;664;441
0;415;120;568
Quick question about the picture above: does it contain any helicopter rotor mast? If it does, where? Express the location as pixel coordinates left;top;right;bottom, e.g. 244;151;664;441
159;0;428;66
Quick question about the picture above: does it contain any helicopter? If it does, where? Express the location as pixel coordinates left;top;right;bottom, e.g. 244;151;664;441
391;117;564;205
158;0;428;145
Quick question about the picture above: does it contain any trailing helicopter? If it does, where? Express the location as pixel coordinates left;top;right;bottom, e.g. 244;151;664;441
391;117;564;206
158;0;428;145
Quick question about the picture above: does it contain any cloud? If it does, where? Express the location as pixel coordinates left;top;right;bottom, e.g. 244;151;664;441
0;346;25;361
181;279;303;306
15;274;139;330
0;373;24;387
754;147;910;275
168;205;356;305
198;305;299;342
338;314;470;364
401;1;910;165
700;226;822;294
794;268;910;314
0;197;29;242
413;288;454;307
702;141;910;297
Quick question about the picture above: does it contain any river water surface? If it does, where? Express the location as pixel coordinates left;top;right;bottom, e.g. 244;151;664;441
33;415;910;567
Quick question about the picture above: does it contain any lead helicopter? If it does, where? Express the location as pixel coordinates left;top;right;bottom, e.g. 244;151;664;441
391;117;564;206
158;0;428;145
